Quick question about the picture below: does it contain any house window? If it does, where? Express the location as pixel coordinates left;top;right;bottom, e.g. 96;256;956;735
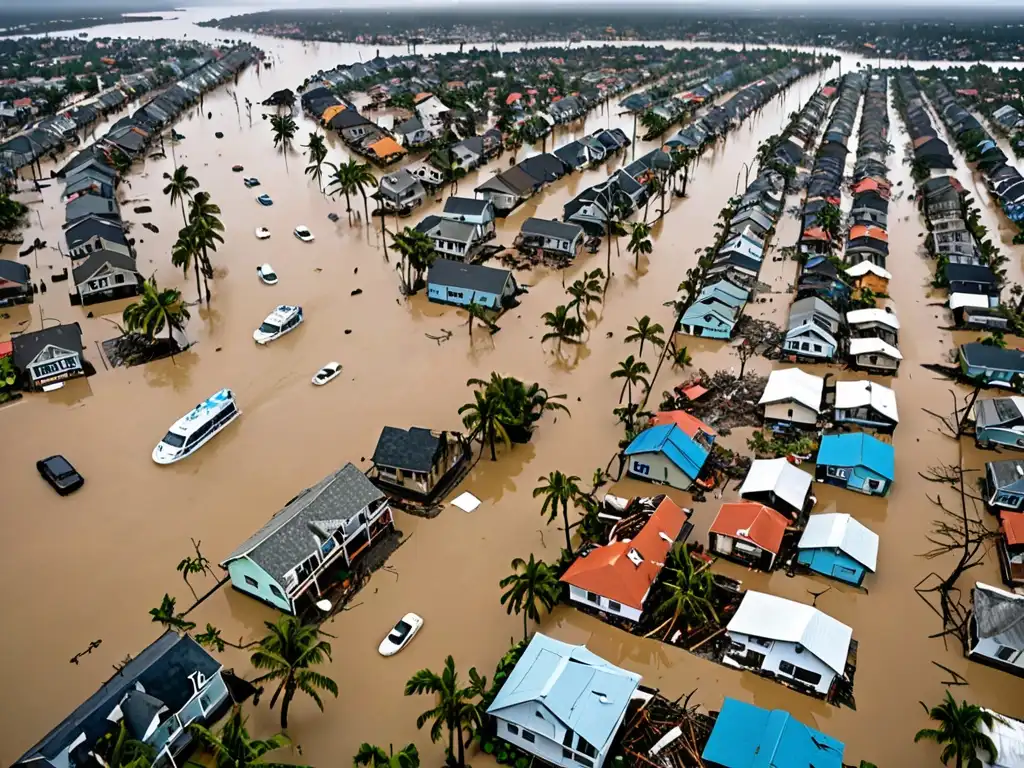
813;344;822;353
827;466;849;480
577;738;597;759
114;273;125;284
778;660;795;675
867;479;882;491
996;645;1016;661
586;591;600;604
269;584;285;600
563;748;574;760
801;342;810;351
751;637;771;648
244;575;259;588
521;730;535;743
793;667;823;686
199;693;212;714
507;723;519;736
608;600;621;612
787;408;793;417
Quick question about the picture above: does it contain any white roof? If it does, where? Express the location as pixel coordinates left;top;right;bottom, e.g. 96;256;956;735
980;710;1024;768
758;367;824;413
845;261;892;280
849;337;903;360
264;304;299;324
798;513;879;571
726;591;853;675
834;380;899;422
845;308;900;330
950;292;991;310
167;388;236;437
737;458;812;510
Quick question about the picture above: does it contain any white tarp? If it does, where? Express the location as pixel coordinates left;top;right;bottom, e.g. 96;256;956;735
849;337;903;360
846;307;900;330
451;492;480;513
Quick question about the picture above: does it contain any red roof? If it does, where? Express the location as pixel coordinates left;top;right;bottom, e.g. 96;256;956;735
679;384;708;401
560;497;689;610
957;89;979;97
852;177;891;196
13;98;32;108
850;224;889;243
0;340;11;358
651;410;717;438
821;86;837;98
709;502;789;555
1002;511;1024;546
506;92;522;105
802;227;830;242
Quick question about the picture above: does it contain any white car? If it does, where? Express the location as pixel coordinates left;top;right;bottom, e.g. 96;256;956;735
255;227;271;240
312;362;342;386
378;613;423;657
257;263;278;285
294;225;314;242
253;305;303;345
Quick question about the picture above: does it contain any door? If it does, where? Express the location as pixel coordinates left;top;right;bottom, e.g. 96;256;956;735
832;564;859;583
716;536;734;556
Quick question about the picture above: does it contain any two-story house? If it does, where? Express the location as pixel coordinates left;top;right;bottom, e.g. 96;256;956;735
12;322;88;390
375;169;427;212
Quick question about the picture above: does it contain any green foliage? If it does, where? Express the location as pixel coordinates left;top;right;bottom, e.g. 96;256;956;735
190;705;300;768
161;165;199;224
499;554;561;640
624;314;665;358
302;132;329;190
541;304;586;347
405;656;486;768
747;429;818;459
389;227;437;294
626;221;653;269
914;691;1001;768
654;544;718;640
0;191;28;236
148;593;196;633
122;276;189;343
533;471;582;551
353;742;420;768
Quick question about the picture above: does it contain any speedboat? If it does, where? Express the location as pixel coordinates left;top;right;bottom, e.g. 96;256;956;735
253;305;303;345
256;193;273;206
378;613;424;656
257;263;278;285
152;389;240;465
255;227;271;240
312;362;342;386
294;225;314;242
244;177;261;188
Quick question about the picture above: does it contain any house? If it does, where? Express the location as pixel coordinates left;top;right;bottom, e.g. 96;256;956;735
784;322;838;361
0;259;33;307
624;421;714;490
728;208;774;239
845;260;891;296
976;709;1024;768
815;432;895;496
738;458;813;518
552;139;593;170
375;169;426;212
486;633;640;768
64;215;129;259
62;175;114;203
369;426;467;500
946;263;1001;308
678;280;749;339
12;323;87;390
758;368;824;429
833;380;899;432
848;337;902;374
708;502;789;571
999;512;1024;587
329;108;374;142
724;590;853;696
366;137;407;165
414;93;449;132
407;160;446;189
13;632;231;768
220;463;395;614
789;296;842;335
71;248;140;305
975;397;1024;450
986;460;1024;512
474;167;539;214
517;153;570;187
701;698;845;768
561;495;688;620
846;224;889;267
960;344;1024;388
968;582;1024;675
394;115;432;147
416;218;483;261
846;308;899;346
515;218;584;259
706;252;761;285
797;513;879;586
426;258;517;310
717;228;764;263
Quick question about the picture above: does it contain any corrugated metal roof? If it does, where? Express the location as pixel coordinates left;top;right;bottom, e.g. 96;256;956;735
798;513;879;571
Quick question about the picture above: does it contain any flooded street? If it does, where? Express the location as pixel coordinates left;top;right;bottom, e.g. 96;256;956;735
2;8;1023;767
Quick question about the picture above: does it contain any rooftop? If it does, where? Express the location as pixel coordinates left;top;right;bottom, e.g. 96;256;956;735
817;432;895;480
798;513;879;571
372;426;443;473
709;502;789;555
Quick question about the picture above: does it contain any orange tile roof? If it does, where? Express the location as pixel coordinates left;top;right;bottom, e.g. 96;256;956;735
414;92;432;103
912;135;936;148
506;92;523;105
708;502;789;555
852;177;891;195
1002;511;1024;546
802;227;831;242
321;103;347;123
651;410;717;437
560;497;689;610
850;224;888;243
368;137;406;159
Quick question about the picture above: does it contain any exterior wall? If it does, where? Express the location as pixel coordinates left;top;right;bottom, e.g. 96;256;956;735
227;558;293;613
797;548;867;586
567;584;644;622
493;707;615;768
855;275;889;295
852;352;900;372
28;350;83;387
710;533;775;570
970;634;1024;672
627;451;695;490
977;426;1024;450
78;269;140;304
834;407;895;431
764;401;818;427
819;463;890;496
480;190;519;212
784;332;836;360
726;632;836;695
427;283;502;309
151;671;229;764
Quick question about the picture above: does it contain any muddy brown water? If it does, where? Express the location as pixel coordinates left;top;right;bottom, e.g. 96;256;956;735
2;11;1024;767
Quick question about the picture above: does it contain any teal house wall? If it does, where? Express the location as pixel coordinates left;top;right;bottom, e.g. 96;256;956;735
227;557;292;613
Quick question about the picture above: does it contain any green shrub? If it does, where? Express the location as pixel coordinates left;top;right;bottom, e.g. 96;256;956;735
483;741;495;755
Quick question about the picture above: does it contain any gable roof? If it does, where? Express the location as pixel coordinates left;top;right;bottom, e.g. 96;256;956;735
738;458;812;511
834;380;898;423
709;502;789;555
727;591;853;674
520;217;583;242
789;295;841;323
442;197;492;219
849;337;902;360
758;367;823;413
786;322;838;349
71;248;137;285
845;261;892;280
371;426;442;473
0;258;30;285
12;323;83;369
846;308;900;330
475;166;538;196
64;215;127;249
624;423;710;480
428;259;512;296
973;582;1024;649
817;432;895;480
487;634;640;751
1001;512;1024;547
649;410;717;438
561;496;688;609
220;463;384;582
961;343;1024;373
798;513;879;571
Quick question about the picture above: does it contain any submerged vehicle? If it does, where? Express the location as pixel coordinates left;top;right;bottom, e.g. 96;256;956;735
312;362;342;385
253;305;303;345
294;225;314;242
257;263;278;285
37;455;85;495
244;177;261;188
256;193;273;206
255;227;271;240
152;389;240;465
378;613;423;656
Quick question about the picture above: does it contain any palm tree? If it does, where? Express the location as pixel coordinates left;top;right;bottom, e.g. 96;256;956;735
269;114;297;169
302;132;328;192
604;213;627;275
625;315;665;358
465;300;495;337
187;192;224;304
533;470;582;551
351;161;379;223
405;657;482;767
914;691;1000;768
353;743;420;768
190;706;300;768
671;146;696;197
122;277;189;344
626;221;653;269
611;355;651;414
541;304;585;349
390;227;437;293
653;544;717;640
325;157;361;217
94;719;154;768
458;386;512;461
109;148;133;178
499;555;561;640
171;226;203;303
566;268;604;320
250;616;339;730
162;165;199;224
466;373;570;443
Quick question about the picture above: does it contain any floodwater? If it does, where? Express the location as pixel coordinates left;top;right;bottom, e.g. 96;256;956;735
2;9;1024;767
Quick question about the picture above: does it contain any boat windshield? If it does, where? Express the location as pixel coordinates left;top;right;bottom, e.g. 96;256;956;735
259;322;280;335
162;431;186;448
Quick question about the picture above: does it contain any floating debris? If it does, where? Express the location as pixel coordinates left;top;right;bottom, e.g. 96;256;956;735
132;206;152;214
142;222;159;234
350;288;363;296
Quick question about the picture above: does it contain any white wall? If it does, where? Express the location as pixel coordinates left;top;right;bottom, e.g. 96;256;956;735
764;401;818;426
726;632;836;695
971;635;1024;671
568;584;643;622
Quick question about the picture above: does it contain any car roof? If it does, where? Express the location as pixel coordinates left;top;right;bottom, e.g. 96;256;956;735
44;455;75;473
265;305;299;323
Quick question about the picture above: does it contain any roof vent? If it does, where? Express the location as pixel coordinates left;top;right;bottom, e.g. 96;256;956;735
736;528;750;538
658;532;673;543
627;548;644;567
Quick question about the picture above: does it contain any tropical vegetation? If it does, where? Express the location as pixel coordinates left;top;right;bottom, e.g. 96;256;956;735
652;544;718;640
914;691;1001;768
405;656;487;767
533;470;582;551
122;277;190;344
161;165;200;224
190;705;301;768
499;554;562;640
389;227;437;293
459;373;569;459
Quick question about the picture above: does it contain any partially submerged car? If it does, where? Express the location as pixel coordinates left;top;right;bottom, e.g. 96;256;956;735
378;613;423;656
255;227;271;240
37;455;85;496
256;193;273;206
257;263;278;285
312;362;342;386
253;304;303;345
294;225;314;242
244;177;261;187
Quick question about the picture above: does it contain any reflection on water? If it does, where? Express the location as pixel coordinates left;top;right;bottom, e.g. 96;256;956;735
1;12;1024;768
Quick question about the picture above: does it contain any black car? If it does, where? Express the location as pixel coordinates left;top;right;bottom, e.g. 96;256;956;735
36;455;85;495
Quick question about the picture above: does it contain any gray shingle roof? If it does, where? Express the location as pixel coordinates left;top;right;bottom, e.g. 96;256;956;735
443;197;491;218
221;463;383;582
974;584;1024;647
0;258;30;285
12;323;83;371
520;217;583;241
428;258;512;295
72;248;137;285
372;426;442;472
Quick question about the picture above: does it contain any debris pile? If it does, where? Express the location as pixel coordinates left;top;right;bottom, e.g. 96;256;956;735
615;689;717;768
659;369;768;431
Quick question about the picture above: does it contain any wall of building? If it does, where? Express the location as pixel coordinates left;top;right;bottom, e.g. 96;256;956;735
726;632;836;695
627;451;695;490
567;585;643;622
227;558;292;613
797;548;867;586
971;635;1024;671
427;284;502;309
764;401;818;426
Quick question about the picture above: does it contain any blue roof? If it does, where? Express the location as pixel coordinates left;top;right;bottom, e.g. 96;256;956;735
701;698;845;768
624;424;711;480
816;432;895;481
486;634;640;751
